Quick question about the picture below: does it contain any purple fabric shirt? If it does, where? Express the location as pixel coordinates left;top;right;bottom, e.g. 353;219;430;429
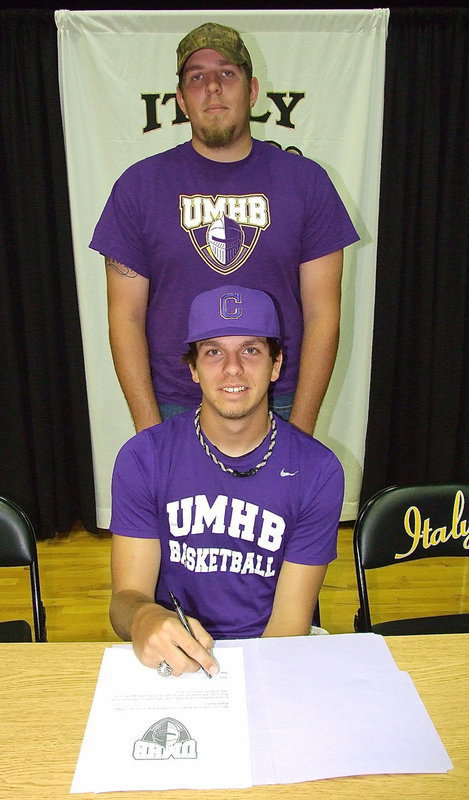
110;412;344;639
90;139;359;405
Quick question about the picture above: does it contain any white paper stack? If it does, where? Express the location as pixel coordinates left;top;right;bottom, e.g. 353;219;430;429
71;633;452;793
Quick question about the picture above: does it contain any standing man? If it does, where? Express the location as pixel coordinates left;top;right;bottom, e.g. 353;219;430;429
90;21;359;435
109;285;344;675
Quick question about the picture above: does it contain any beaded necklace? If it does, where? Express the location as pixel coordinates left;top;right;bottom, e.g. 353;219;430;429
193;403;277;477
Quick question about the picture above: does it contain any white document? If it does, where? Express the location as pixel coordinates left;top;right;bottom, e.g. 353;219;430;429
71;646;251;793
216;633;454;784
72;634;453;793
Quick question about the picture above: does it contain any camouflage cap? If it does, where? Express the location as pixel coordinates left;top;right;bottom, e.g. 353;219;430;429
176;22;252;77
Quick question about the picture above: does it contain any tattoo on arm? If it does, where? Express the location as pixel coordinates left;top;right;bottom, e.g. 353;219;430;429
105;256;138;278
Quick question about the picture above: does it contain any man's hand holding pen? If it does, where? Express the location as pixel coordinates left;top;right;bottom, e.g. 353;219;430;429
130;600;219;677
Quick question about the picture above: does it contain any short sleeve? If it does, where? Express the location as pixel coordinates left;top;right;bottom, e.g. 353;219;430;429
110;432;159;538
89;167;149;278
299;162;360;264
284;449;344;565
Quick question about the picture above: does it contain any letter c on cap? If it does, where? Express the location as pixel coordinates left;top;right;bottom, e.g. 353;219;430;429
220;292;242;320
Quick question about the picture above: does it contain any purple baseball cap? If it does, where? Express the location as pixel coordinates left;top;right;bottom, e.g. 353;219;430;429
185;285;281;344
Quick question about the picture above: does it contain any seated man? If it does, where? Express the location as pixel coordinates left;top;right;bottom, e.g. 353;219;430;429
109;285;344;677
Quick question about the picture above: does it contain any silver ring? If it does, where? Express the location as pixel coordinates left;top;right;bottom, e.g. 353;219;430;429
156;660;173;677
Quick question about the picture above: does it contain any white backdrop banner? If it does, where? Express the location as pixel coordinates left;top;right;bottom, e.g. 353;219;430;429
55;9;389;527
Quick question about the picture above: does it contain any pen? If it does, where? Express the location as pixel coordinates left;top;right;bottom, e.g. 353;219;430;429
169;590;212;679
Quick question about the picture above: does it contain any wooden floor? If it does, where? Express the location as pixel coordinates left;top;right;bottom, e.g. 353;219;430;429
1;523;468;641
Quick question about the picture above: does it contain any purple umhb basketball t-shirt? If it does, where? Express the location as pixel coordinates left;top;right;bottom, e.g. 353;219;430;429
90;139;359;406
110;413;344;640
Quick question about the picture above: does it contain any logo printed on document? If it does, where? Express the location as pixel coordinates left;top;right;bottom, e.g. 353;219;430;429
133;717;197;760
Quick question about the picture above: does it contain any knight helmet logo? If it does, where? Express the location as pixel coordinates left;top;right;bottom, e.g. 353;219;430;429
207;215;244;266
180;194;271;275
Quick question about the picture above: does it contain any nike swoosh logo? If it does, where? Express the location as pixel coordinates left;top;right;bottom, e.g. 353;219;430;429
280;469;299;477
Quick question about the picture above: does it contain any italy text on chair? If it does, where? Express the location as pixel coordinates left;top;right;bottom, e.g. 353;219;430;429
0;496;47;641
353;484;469;634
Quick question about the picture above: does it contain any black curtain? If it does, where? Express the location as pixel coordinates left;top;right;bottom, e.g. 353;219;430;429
0;10;97;538
360;7;469;505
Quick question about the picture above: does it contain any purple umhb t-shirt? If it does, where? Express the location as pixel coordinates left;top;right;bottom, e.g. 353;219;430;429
110;412;344;640
90;139;359;406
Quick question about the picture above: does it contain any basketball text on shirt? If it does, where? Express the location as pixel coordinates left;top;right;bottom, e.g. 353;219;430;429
167;493;284;576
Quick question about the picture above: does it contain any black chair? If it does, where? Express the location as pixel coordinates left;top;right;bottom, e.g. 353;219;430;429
0;496;47;642
353;484;469;635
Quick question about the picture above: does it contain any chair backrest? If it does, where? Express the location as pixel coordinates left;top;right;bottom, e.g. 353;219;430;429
353;484;469;634
0;496;47;641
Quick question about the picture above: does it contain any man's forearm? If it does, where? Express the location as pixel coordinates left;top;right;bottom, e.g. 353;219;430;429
108;319;161;431
289;316;339;435
262;562;328;637
105;258;160;431
109;588;157;641
262;616;312;638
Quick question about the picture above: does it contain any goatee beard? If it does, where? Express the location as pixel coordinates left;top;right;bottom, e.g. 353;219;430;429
200;124;237;149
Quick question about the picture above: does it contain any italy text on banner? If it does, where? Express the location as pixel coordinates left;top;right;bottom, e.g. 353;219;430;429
55;9;389;527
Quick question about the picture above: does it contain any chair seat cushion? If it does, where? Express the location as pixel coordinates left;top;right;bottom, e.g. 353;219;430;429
0;619;33;642
371;614;469;635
